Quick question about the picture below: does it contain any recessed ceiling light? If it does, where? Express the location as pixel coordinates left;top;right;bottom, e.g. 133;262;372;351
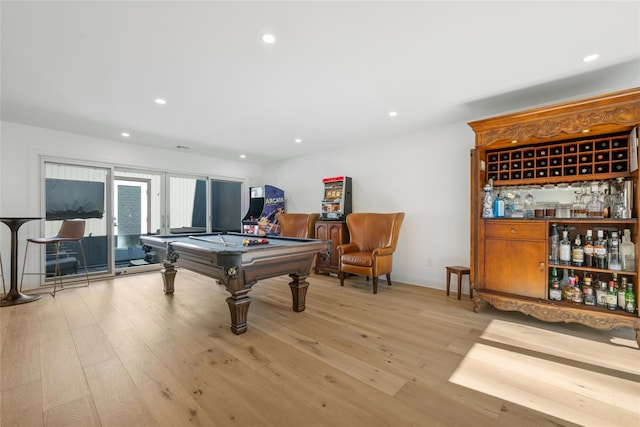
240;154;247;159
121;132;130;138
262;34;276;44
155;98;167;105
294;138;302;144
388;111;398;117
583;53;599;62
511;140;518;144
582;129;591;133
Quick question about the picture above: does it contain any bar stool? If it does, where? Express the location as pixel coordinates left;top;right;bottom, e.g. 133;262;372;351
20;220;90;296
446;266;471;300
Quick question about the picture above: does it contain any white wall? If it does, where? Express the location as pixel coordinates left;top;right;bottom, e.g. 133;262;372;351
0;121;264;290
263;121;475;290
1;120;475;293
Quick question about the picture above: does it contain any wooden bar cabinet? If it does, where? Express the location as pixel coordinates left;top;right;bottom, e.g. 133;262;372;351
314;220;349;275
468;88;640;347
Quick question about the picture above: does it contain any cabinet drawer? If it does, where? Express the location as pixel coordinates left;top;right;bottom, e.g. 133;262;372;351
485;221;546;241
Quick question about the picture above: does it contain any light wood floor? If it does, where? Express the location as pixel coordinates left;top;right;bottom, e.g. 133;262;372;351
1;269;638;427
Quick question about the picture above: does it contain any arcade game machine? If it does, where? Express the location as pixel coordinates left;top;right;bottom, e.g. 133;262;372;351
242;185;285;235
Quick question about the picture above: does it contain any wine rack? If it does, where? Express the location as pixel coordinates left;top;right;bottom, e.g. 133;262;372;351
486;133;630;184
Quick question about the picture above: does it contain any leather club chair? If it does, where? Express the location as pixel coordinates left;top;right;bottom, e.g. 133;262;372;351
338;212;405;294
278;213;320;238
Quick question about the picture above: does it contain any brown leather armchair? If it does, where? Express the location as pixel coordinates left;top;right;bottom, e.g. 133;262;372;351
337;212;405;294
278;213;320;238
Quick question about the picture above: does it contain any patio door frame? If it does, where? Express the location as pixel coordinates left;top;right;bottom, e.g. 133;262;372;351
40;158;245;280
39;158;115;284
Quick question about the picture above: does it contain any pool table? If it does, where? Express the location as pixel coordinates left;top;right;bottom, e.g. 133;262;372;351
140;232;329;334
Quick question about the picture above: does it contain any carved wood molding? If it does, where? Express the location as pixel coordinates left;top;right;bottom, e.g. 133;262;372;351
479;292;640;331
483;105;636;146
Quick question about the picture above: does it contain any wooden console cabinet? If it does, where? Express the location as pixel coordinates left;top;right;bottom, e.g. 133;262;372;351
314;220;349;275
469;88;640;347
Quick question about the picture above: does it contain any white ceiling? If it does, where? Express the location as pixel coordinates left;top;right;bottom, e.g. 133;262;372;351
2;1;639;164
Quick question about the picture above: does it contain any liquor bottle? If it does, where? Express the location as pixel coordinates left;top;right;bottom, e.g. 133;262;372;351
559;229;572;265
595;275;607;307
559;268;570;292
625;281;636;313
493;192;505;218
606;281;618;310
549;223;559;264
572;277;583;304
562;268;578;302
620;229;636;272
618;277;628;309
549;266;558;286
586;191;603;218
611;272;619;293
583;229;594;267
608;231;622;270
583;275;595;306
572;234;584;267
524;189;535;219
570;269;579;287
563;277;576;302
594;229;607;269
549;268;562;301
482;182;494;218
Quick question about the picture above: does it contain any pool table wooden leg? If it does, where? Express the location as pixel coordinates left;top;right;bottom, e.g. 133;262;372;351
288;273;309;312
226;293;252;335
161;261;176;295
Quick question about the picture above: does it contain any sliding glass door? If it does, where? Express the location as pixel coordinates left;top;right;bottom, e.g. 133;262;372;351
41;162;110;282
42;161;244;278
113;172;209;270
113;169;163;270
168;175;207;234
211;179;242;232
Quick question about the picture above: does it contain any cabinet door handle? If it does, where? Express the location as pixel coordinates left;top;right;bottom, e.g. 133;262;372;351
510;228;516;234
540;262;545;272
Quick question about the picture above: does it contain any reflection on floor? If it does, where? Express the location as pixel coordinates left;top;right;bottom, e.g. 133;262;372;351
449;319;640;427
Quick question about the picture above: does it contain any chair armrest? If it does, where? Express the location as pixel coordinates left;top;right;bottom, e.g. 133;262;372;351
372;246;395;257
337;243;358;256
